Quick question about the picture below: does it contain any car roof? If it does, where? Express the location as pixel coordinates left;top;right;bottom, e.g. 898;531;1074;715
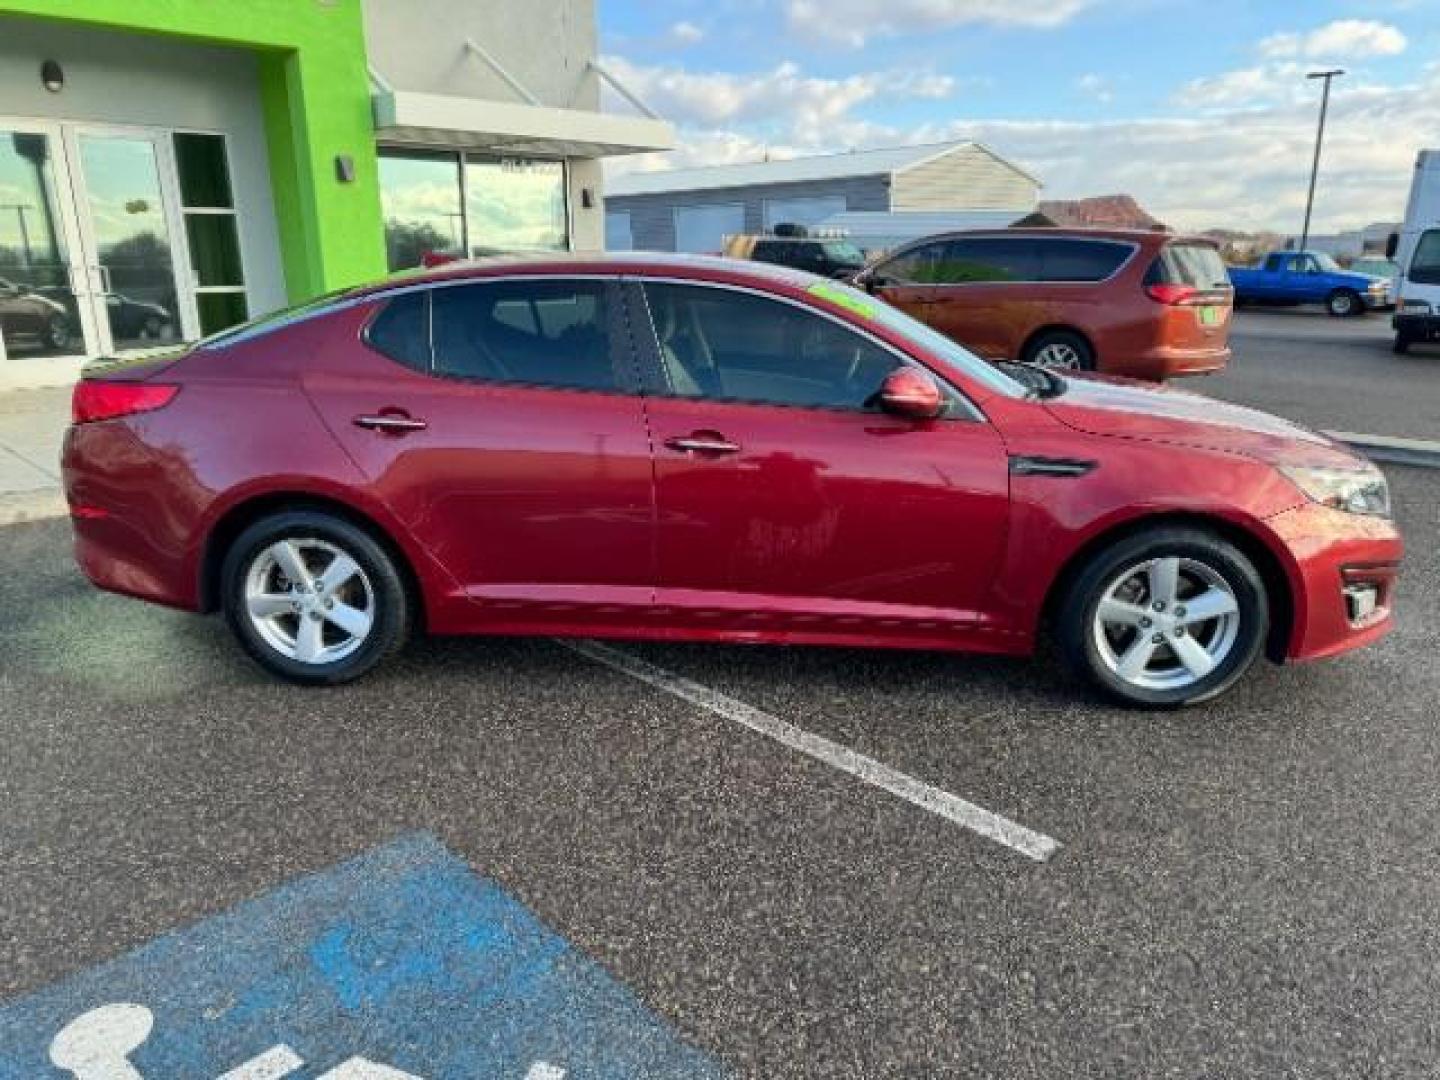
345;251;818;300
900;226;1215;247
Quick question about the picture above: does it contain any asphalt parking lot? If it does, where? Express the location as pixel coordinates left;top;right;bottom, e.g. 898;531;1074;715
2;456;1437;1076
1202;309;1437;442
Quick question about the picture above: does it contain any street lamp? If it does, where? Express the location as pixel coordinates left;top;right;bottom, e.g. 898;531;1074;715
1299;68;1345;253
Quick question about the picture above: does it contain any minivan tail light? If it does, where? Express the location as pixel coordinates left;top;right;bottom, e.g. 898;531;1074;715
72;381;180;425
1145;283;1198;305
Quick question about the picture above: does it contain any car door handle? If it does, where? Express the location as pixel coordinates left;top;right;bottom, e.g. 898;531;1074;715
353;413;428;434
664;434;741;455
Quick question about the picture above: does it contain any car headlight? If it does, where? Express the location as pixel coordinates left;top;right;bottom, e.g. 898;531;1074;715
1278;464;1391;517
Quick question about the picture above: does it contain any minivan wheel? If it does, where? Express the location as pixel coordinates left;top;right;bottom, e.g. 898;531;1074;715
1056;526;1269;707
1024;330;1095;372
1327;289;1360;317
222;510;410;685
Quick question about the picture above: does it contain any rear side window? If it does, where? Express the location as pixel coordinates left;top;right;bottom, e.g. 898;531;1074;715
1409;229;1440;285
365;292;430;370
1146;243;1230;289
1037;239;1132;282
430;280;619;392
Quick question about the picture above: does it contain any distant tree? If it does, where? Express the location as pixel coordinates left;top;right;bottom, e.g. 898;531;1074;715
384;219;456;271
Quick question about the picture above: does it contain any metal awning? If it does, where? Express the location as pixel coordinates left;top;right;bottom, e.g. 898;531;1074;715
372;90;675;157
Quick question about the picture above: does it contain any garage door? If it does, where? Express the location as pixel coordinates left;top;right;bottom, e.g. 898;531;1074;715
763;195;846;232
674;204;744;254
606;211;633;251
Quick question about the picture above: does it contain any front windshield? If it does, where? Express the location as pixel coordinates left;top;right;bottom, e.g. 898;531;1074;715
821;242;865;268
806;279;1026;398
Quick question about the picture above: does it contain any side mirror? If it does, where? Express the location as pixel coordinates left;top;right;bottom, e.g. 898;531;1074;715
1386;232;1399;260
877;367;944;420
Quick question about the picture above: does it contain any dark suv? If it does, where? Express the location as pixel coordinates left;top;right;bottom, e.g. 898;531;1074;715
724;233;866;279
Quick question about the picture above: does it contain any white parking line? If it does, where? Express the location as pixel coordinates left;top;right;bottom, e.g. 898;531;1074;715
561;639;1061;863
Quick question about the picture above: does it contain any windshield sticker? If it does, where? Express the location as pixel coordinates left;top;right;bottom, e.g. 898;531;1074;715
807;282;876;320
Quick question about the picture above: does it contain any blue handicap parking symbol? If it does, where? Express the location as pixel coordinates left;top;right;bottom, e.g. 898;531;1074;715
0;833;725;1078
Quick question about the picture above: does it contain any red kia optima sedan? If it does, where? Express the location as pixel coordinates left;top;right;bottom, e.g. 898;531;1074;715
62;254;1401;707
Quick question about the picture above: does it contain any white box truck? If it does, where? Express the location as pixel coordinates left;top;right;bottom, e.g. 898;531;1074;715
1387;150;1440;353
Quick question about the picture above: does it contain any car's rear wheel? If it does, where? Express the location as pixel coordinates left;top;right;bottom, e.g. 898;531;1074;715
222;510;410;685
1327;289;1361;317
1023;330;1095;372
1056;526;1269;707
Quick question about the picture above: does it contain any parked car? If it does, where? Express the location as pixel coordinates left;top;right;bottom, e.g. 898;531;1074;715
104;293;175;340
724;231;867;279
852;229;1233;381
0;277;74;352
1228;251;1391;317
63;254;1401;707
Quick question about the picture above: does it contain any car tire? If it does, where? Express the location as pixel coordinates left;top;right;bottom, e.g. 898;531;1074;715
222;510;410;685
1393;334;1411;354
1326;289;1361;318
1056;526;1269;708
1023;330;1095;372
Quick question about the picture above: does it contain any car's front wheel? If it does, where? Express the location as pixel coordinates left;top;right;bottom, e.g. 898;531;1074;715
1327;289;1361;317
221;510;410;685
1056;526;1269;707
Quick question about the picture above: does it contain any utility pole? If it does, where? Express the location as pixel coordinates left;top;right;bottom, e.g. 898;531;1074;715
1299;68;1344;252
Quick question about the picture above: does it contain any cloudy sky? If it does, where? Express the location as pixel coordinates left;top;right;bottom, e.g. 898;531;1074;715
599;0;1439;233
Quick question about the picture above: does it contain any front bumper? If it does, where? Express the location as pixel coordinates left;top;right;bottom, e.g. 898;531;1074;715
1393;312;1440;341
1267;500;1403;662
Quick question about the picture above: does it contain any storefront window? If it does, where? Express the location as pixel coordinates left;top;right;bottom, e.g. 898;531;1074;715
464;157;567;255
378;150;464;273
378;149;569;271
173;132;247;336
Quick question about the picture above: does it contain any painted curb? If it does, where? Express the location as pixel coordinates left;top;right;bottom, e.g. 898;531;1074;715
0;488;66;526
1326;431;1440;469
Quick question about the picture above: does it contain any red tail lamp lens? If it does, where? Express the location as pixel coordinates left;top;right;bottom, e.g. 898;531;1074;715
72;382;180;425
1145;284;1198;305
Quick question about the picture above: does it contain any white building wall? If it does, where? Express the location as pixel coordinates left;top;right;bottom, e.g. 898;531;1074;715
890;144;1039;212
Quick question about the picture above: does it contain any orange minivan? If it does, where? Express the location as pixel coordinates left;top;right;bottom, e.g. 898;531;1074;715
854;228;1233;380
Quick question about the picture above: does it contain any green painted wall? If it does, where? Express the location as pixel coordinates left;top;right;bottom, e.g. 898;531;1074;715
0;0;386;301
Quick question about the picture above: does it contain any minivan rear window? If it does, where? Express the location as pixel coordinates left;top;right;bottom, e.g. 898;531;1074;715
1150;243;1229;289
1037;239;1133;282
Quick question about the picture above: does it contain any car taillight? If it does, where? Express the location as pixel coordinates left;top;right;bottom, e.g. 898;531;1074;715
72;381;179;425
1145;283;1198;305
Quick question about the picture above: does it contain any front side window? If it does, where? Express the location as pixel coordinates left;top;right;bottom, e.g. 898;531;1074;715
936;238;1041;283
877;241;947;284
431;280;616;392
642;283;900;410
1408;229;1440;285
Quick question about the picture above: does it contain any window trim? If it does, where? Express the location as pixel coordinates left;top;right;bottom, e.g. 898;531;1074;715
627;276;984;421
877;235;1141;288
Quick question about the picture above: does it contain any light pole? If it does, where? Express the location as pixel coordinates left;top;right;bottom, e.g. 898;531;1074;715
1299;68;1344;253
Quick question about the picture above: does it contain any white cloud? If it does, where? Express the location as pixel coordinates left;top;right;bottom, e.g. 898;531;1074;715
607;59;1437;234
1176;62;1307;109
785;0;1094;47
1075;73;1114;104
1260;19;1407;61
667;21;705;46
601;55;955;139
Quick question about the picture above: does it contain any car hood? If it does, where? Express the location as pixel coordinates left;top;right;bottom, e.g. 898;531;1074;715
1042;375;1362;467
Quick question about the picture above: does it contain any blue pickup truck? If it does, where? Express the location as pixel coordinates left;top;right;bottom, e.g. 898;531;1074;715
1228;251;1392;317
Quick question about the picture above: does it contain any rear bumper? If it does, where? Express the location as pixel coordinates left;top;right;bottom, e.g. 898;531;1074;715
1267;501;1403;662
1123;344;1231;381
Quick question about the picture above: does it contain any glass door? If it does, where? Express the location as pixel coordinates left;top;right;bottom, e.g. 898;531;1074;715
64;126;197;354
0;123;95;368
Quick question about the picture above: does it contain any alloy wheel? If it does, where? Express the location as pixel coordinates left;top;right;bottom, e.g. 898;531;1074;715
1090;556;1241;692
243;537;375;665
1034;342;1082;369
